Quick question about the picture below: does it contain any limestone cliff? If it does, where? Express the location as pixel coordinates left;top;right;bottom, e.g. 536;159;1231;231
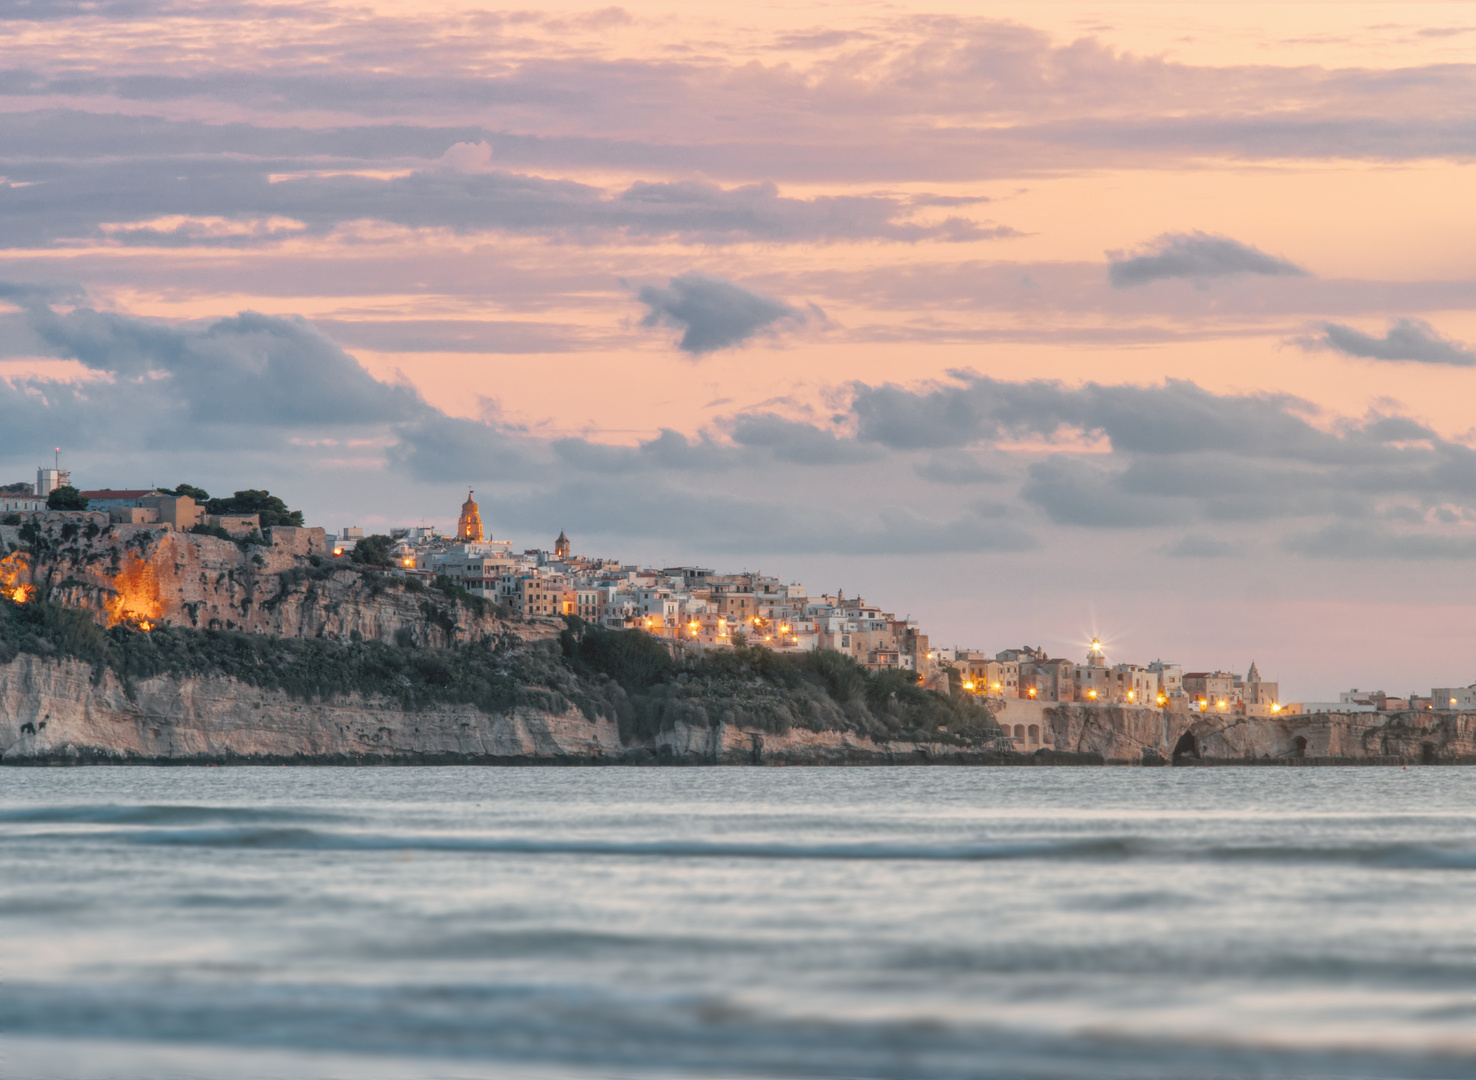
2;518;536;648
0;654;1024;765
1040;703;1476;765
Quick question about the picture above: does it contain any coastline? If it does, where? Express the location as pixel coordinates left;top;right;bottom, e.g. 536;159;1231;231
4;652;1471;767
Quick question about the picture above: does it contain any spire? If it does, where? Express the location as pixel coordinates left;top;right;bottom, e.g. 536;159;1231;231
1247;661;1261;684
554;530;570;558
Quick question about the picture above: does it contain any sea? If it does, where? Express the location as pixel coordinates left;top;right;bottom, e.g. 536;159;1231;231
0;767;1472;1080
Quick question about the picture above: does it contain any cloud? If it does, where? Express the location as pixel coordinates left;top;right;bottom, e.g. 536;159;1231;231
1311;318;1476;366
1019;456;1174;527
1161;535;1245;558
491;479;1039;555
0;152;1009;249
26;305;423;427
851;374;1332;459
551;429;736;473
636;274;803;354
914;454;1008;485
1107;232;1308;288
726;413;875;464
1282;524;1476;560
12;284;1476;565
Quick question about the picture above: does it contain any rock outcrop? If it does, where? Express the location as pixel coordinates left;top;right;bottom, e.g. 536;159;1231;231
1042;703;1476;765
2;519;530;648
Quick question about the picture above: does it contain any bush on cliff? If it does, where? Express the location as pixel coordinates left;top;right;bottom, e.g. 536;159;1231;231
204;489;303;528
46;485;88;511
352;534;395;567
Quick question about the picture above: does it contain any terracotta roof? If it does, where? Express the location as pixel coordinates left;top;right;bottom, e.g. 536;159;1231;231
78;489;161;500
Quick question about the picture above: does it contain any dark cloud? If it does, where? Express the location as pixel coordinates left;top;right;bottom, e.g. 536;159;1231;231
383;414;532;482
1282;524;1476;560
914;454;1008;485
1019;456;1175;528
726;413;875;464
845;372;1476;539
27;305;423;427
1107;232;1308;288
0;153;1006;249
1312;318;1476;366
851;375;1333;460
637;274;803;354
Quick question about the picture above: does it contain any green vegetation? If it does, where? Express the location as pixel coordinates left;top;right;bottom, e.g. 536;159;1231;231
559;618;1002;745
166;484;211;502
0;594;1002;748
45;485;88;511
351;534;395;567
204;489;303;528
1;482;32;495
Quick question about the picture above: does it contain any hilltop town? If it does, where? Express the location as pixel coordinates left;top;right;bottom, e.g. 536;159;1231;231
6;470;1474;722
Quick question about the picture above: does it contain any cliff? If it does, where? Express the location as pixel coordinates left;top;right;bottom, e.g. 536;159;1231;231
3;520;1471;766
0;653;1040;765
1;517;520;648
2;649;1471;765
1039;703;1476;765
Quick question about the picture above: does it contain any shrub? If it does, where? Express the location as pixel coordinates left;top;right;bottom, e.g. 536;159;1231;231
46;486;88;511
204;489;303;529
351;534;395;567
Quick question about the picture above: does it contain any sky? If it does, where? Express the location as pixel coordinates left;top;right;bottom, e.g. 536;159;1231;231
5;1;1476;697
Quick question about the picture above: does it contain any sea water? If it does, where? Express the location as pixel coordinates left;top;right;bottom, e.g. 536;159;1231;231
0;767;1472;1080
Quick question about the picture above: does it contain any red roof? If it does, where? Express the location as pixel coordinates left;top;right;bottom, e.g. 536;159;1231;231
78;489;161;500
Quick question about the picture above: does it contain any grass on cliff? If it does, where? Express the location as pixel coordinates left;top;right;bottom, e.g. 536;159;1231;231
0;597;1002;746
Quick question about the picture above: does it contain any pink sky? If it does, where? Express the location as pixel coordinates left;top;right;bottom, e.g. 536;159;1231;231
5;1;1476;697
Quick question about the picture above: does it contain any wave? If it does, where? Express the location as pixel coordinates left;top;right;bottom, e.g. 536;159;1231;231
0;804;343;827
1;980;1472;1080
4;811;1473;868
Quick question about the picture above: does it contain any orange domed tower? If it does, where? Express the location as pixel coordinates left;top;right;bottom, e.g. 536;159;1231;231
457;490;484;541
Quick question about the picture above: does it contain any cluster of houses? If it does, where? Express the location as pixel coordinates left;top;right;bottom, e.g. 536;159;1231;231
353;493;937;672
8;472;1473;715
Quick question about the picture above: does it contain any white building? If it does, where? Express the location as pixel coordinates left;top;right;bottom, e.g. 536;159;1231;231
1431;686;1476;710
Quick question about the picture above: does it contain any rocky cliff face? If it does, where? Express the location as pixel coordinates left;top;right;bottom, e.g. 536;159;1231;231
0;654;1011;765
1042;704;1476;764
2;519;532;649
1;652;1470;765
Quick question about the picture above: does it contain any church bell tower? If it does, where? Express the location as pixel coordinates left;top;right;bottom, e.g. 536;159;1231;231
457;490;484;542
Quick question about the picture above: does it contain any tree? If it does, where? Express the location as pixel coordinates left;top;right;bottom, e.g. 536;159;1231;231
351;534;395;567
204;489;303;528
167;484;210;502
46;485;88;511
1;482;32;495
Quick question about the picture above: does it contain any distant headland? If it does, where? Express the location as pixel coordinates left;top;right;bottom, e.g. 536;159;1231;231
2;474;1472;765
